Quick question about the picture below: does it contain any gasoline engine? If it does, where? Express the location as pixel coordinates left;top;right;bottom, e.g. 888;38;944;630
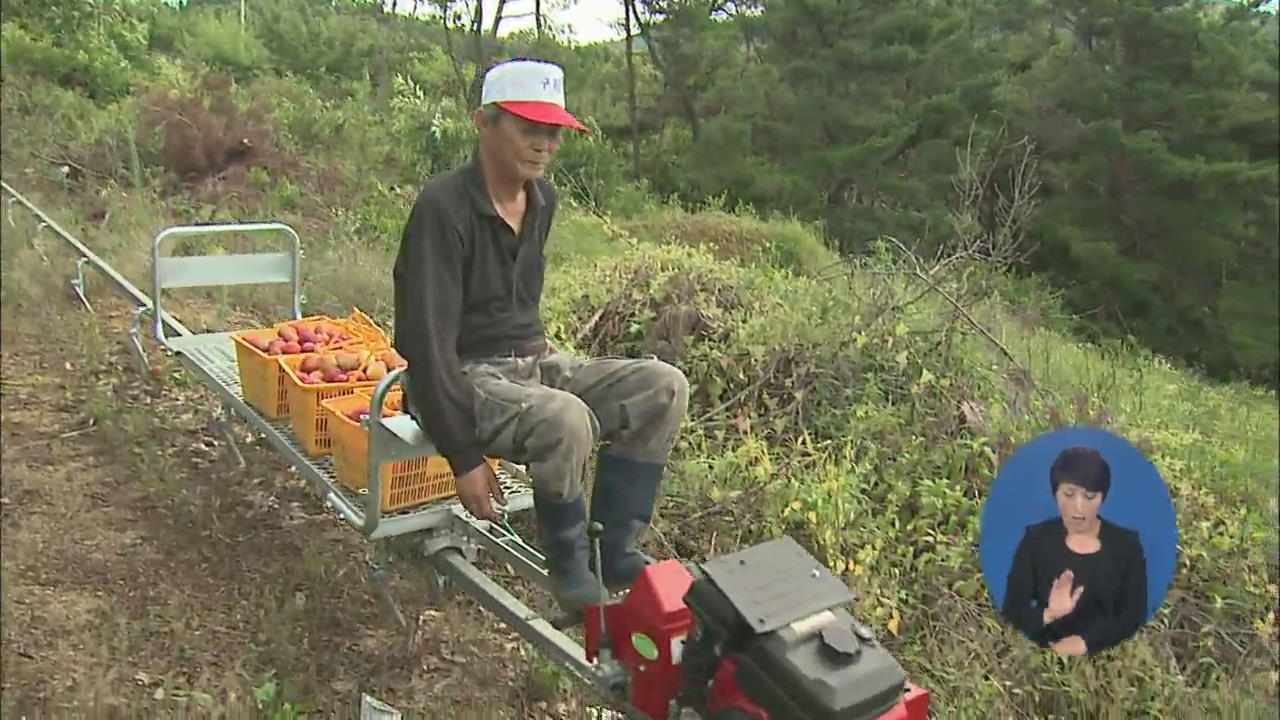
583;535;930;720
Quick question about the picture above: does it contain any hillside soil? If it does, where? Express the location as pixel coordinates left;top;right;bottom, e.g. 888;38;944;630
0;269;593;717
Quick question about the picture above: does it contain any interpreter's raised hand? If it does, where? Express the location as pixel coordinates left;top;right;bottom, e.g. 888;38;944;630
1050;635;1088;657
456;461;506;522
1045;570;1085;624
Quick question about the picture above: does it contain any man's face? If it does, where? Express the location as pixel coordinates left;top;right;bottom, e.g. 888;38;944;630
1055;482;1104;533
476;108;562;183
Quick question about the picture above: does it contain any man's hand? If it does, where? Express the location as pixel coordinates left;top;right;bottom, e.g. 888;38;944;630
456;462;506;521
1050;635;1088;657
1043;570;1085;625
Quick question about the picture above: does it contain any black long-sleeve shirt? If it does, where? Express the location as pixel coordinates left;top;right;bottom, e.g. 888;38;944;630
392;156;556;476
1000;516;1148;656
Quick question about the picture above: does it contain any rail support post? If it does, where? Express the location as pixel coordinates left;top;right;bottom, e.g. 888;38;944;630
126;305;150;375
217;401;246;469
70;256;94;313
371;539;408;628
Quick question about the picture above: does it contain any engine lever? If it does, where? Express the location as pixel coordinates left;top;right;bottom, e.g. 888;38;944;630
588;520;611;653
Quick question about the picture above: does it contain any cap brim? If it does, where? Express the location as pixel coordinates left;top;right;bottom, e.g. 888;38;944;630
497;101;590;134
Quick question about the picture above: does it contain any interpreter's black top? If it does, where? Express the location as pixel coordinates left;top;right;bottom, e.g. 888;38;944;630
392;156;557;476
1000;516;1148;656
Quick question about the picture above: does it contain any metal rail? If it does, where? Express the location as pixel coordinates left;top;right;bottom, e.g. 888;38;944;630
431;546;644;719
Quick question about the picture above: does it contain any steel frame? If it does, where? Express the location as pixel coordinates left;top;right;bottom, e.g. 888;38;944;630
1;184;650;719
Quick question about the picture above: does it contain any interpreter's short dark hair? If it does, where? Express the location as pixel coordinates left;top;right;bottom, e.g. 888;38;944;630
1050;446;1111;496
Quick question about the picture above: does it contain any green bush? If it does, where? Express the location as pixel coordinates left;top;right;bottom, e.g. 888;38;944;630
547;115;641;217
174;9;273;81
0;21;139;103
387;74;476;181
621;206;836;276
345;180;419;250
250;0;380;80
247;74;347;153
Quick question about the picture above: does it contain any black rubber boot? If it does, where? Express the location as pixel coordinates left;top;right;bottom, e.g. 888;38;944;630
589;452;664;592
534;492;600;612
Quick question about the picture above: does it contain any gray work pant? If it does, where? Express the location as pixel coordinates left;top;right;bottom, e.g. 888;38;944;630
440;351;690;501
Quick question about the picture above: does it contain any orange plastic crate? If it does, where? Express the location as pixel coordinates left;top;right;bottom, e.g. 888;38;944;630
321;394;499;511
232;309;388;419
354;385;406;413
279;354;380;457
346;307;391;346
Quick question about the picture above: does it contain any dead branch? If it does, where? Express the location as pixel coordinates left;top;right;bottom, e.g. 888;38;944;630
574;307;606;345
881;235;1025;372
948;118;1041;271
31;150;116;183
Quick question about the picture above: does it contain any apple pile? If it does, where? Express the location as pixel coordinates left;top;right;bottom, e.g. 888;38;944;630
341;402;402;425
246;322;357;356
294;348;408;385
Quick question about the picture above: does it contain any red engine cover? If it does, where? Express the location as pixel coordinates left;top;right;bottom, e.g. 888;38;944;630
584;560;696;720
884;683;930;720
705;656;769;719
584;561;932;720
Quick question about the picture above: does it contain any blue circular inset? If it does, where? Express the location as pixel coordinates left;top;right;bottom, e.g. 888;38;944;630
980;427;1178;625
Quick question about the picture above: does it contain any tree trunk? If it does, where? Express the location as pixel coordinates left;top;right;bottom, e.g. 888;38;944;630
469;0;487;107
536;0;543;40
375;1;393;105
630;2;680;140
489;0;510;39
625;0;641;178
437;1;472;107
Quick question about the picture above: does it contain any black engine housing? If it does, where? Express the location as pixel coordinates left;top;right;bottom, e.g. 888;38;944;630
682;536;908;720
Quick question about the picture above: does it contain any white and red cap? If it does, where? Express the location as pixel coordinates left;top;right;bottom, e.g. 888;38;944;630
481;59;589;134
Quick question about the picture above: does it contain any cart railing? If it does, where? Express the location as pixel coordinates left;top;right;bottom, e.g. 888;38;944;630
150;222;302;351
